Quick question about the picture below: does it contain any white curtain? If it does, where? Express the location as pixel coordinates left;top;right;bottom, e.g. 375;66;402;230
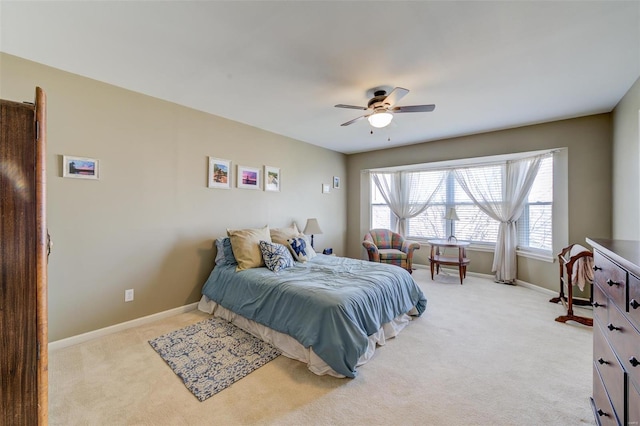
371;171;444;236
453;155;544;283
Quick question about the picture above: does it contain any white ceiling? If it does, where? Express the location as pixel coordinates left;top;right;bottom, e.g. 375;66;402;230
1;1;639;154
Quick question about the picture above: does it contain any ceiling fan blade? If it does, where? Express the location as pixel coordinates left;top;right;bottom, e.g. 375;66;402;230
383;87;409;107
335;104;368;110
340;115;369;126
392;104;436;113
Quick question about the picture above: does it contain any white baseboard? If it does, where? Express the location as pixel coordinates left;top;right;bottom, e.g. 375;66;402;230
414;262;555;295
516;279;556;295
48;302;199;351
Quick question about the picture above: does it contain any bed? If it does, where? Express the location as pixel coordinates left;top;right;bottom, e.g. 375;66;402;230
198;244;427;378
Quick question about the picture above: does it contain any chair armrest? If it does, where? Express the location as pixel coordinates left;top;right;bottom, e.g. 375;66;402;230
363;240;379;253
362;240;380;262
402;240;421;255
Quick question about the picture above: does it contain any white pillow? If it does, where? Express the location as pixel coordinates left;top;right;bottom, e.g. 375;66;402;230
286;235;316;262
300;234;317;260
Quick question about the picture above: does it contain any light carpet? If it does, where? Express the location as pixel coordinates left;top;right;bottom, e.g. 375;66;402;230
149;317;281;401
48;268;594;425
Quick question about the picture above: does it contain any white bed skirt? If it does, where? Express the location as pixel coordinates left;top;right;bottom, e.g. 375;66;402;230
197;295;418;378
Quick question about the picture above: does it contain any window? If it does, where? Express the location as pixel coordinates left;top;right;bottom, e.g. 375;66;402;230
517;156;553;252
371;181;393;230
370;154;553;253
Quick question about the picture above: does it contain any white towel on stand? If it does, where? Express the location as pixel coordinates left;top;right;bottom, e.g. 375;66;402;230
569;244;594;291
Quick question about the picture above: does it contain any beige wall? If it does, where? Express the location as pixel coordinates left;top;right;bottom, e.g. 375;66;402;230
347;115;612;291
1;54;347;341
612;75;640;240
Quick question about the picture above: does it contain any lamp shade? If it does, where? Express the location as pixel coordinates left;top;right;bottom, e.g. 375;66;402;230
303;218;323;235
367;111;393;128
444;207;460;221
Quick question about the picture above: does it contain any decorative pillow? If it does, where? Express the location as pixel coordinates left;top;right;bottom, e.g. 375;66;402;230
214;237;226;265
287;236;312;262
270;223;300;246
227;225;271;271
299;234;317;260
214;237;238;266
259;240;294;272
222;237;237;265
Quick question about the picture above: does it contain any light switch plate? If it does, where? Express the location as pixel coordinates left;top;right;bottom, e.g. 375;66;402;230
125;289;134;302
322;184;330;193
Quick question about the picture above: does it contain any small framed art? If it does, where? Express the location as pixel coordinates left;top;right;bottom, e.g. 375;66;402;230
237;165;261;190
264;166;280;192
333;176;341;189
62;155;99;180
208;157;231;189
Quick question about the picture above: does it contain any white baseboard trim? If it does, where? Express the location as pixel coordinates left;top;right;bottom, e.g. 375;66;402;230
516;280;556;295
48;302;199;351
414;262;555;295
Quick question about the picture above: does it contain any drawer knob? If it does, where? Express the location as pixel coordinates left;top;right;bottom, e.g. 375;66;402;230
606;279;620;287
597;357;609;365
597;409;609;417
607;323;621;332
630;357;640;367
593;265;602;271
592;301;604;308
631;299;640;310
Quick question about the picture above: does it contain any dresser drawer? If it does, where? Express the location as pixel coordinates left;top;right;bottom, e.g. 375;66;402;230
592;282;609;326
593;366;620;425
593;251;627;309
606;303;640;388
594;322;624;418
628;272;640;331
629;380;640;426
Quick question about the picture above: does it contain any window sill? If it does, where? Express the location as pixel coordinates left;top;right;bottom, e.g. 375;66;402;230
515;249;554;263
416;240;554;262
415;240;495;253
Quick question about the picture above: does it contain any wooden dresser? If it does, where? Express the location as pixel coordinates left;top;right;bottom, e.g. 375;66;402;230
587;238;640;426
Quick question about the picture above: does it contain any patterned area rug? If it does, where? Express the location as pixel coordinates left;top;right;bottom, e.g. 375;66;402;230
149;317;281;401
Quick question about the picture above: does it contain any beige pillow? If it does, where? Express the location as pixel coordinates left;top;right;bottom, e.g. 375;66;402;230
270;223;300;246
227;225;271;271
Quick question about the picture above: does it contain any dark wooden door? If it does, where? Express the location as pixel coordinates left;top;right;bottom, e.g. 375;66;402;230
0;88;47;425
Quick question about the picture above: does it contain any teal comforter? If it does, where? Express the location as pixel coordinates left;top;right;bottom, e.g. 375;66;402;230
200;255;427;378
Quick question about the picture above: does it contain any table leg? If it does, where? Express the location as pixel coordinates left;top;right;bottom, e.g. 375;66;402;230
458;247;464;284
430;245;435;280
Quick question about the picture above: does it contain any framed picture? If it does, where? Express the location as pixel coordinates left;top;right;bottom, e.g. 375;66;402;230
208;157;231;189
333;176;341;189
62;155;99;180
237;165;261;190
264;166;280;192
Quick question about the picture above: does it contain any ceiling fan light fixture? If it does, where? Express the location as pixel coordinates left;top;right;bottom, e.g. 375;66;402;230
368;111;393;128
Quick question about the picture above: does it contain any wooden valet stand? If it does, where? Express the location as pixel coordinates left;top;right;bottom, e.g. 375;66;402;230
549;244;593;326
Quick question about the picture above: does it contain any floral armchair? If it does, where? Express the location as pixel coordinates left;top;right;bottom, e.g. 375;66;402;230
362;229;420;274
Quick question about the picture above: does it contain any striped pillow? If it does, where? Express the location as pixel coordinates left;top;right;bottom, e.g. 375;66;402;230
259;241;294;272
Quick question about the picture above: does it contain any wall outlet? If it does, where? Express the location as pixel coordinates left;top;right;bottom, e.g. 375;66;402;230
124;289;134;302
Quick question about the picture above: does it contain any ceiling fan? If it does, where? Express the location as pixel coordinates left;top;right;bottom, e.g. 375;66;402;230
335;87;435;128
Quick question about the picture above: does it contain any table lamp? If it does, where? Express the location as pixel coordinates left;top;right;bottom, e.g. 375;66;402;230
303;218;323;249
444;207;459;242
